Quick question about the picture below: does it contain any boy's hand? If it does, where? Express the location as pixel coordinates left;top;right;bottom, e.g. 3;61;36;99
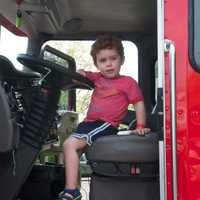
72;69;86;84
131;127;151;136
77;69;86;76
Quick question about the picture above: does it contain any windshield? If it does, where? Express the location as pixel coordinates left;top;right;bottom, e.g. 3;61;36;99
0;26;28;69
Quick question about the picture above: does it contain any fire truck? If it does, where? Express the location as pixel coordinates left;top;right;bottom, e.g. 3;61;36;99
0;0;200;200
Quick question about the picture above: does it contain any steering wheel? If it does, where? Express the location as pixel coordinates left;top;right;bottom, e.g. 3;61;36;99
17;54;94;90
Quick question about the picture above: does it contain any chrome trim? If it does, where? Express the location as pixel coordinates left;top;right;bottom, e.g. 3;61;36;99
157;0;166;199
164;39;177;200
157;0;165;89
159;141;165;200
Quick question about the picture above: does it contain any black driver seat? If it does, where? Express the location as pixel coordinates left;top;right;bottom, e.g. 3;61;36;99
0;55;41;80
86;131;158;164
0;55;40;153
86;110;159;164
86;110;160;200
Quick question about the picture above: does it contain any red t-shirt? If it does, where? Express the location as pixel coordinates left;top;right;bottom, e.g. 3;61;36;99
84;72;144;127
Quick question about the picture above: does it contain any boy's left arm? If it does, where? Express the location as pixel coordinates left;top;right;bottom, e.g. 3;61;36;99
132;101;151;136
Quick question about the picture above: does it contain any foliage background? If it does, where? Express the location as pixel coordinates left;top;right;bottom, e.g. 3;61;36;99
46;41;97;121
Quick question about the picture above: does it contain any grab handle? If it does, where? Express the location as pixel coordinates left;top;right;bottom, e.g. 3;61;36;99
164;39;177;200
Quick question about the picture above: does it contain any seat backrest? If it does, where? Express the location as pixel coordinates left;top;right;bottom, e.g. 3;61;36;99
0;85;13;153
120;110;136;129
0;55;40;79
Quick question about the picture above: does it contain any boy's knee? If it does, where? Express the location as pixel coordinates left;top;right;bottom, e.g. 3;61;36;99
63;137;87;151
63;137;80;150
63;137;74;149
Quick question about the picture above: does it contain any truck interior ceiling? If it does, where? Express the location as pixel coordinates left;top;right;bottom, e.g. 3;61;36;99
0;0;160;200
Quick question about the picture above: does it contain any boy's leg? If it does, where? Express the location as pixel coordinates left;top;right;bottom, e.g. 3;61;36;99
58;121;117;199
63;136;87;189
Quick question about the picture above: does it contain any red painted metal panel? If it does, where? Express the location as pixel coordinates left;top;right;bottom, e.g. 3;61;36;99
0;14;26;37
164;0;200;199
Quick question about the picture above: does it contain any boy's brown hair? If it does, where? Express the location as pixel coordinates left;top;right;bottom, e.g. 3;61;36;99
90;35;124;65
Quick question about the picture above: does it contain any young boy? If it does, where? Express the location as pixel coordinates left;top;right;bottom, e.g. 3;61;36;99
57;35;150;200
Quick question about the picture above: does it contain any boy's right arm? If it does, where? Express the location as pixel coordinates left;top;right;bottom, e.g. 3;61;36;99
77;70;99;82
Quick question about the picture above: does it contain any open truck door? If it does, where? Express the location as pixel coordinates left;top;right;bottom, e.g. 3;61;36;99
160;0;200;199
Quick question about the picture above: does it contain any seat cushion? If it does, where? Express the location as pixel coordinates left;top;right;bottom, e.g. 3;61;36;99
86;132;159;163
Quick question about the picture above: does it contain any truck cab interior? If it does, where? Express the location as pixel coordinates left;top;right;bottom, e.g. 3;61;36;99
0;0;161;200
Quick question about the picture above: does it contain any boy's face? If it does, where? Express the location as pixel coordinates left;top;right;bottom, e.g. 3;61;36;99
95;48;124;79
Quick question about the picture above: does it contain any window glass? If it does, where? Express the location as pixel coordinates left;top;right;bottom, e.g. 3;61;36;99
0;26;28;69
189;0;200;72
44;40;138;120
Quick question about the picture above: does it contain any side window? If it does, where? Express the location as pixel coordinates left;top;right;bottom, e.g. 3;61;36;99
121;41;138;80
44;40;138;121
189;0;200;72
0;26;28;69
